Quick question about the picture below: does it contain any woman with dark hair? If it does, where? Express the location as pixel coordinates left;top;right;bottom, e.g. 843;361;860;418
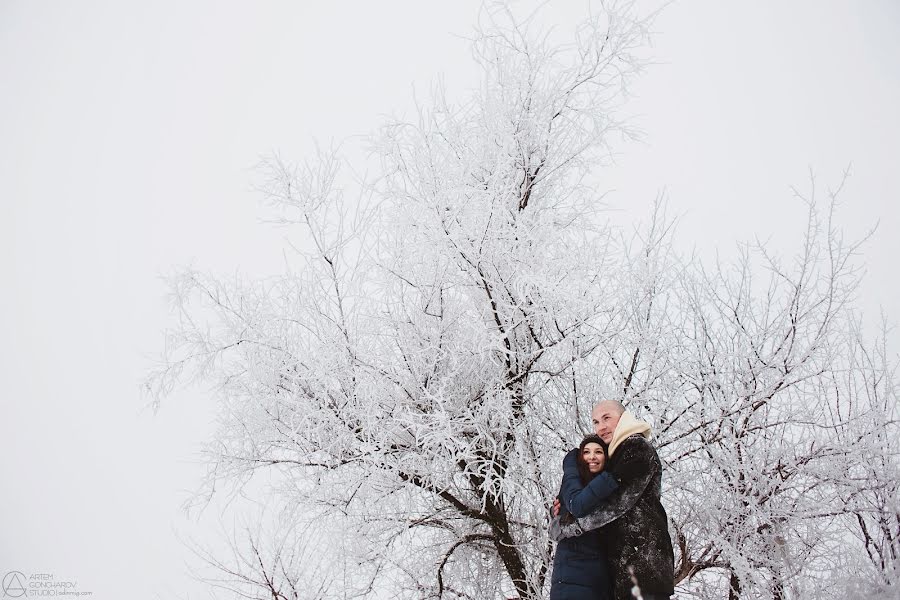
549;434;619;600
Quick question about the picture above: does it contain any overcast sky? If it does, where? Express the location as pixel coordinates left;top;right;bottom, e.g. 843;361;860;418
2;2;898;599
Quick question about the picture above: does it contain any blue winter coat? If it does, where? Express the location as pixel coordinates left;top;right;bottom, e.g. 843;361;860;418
549;450;619;600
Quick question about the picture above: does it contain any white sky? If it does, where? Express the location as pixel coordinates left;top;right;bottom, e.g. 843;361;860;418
2;2;898;599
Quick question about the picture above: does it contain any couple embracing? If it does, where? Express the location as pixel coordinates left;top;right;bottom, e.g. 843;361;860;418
548;400;675;600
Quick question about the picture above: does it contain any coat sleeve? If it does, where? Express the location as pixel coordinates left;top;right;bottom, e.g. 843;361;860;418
558;450;619;518
552;437;659;540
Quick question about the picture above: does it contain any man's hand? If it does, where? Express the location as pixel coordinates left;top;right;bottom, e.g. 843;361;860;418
552;496;561;516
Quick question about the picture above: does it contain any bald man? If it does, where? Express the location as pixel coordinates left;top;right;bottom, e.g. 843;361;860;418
552;401;675;600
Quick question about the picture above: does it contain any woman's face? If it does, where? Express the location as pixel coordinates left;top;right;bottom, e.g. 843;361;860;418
582;442;606;474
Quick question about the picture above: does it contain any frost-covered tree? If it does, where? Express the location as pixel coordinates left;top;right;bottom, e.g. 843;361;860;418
657;184;898;600
147;4;899;600
150;4;653;599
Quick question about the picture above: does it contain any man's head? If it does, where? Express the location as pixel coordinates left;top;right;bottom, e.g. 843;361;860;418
592;400;626;443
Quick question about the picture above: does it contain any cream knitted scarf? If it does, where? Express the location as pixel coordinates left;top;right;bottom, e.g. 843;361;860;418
607;410;652;457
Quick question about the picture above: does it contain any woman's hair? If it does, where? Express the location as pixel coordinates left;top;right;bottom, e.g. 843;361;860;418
576;433;608;485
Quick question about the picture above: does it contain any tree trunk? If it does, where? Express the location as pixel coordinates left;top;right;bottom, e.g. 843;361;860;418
729;570;741;600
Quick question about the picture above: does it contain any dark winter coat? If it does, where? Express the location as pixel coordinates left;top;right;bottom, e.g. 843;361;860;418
549;450;619;600
552;435;675;600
